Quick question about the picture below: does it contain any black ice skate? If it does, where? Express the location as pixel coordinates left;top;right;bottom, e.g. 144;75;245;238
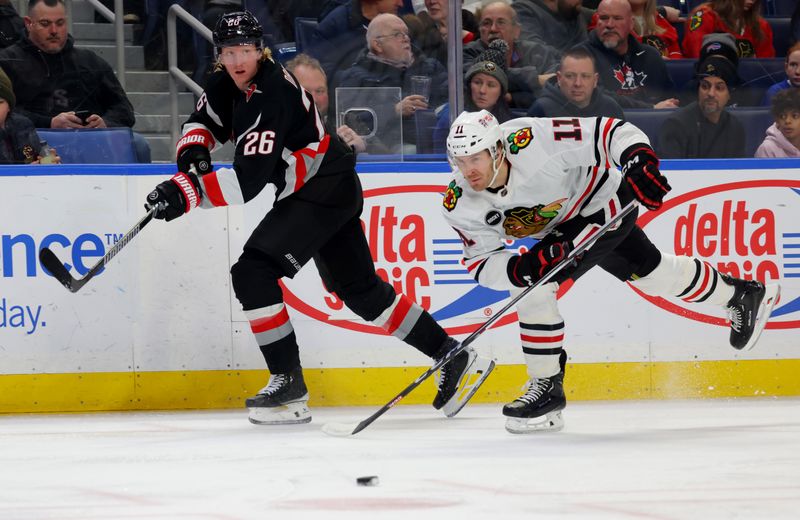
246;366;311;425
433;340;495;418
722;274;781;351
503;371;566;434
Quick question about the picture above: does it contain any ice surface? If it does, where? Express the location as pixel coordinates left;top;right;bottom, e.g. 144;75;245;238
1;398;799;519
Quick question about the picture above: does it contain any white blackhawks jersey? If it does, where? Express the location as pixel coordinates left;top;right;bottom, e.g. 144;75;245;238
441;116;649;291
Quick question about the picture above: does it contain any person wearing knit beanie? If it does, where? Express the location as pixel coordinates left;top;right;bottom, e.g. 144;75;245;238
465;39;509;94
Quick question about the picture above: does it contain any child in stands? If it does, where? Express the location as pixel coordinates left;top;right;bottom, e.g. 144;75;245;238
756;87;800;157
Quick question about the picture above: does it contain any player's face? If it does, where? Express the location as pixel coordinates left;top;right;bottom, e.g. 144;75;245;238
777;110;800;141
293;64;329;117
785;50;800;87
454;150;495;191
596;1;632;51
25;2;68;54
219;44;261;91
470;73;502;110
478;4;520;47
557;56;598;107
698;76;730;117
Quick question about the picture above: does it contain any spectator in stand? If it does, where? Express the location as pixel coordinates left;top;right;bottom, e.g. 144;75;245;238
265;0;329;43
762;42;800;106
512;0;592;52
0;0;23;48
0;0;150;162
0;67;59;164
433;39;513;150
309;0;404;89
589;0;683;58
581;0;678;109
285;53;367;153
658;54;745;158
528;46;624;118
755;88;800;157
463;1;560;109
337;13;448;153
404;0;478;68
683;0;774;58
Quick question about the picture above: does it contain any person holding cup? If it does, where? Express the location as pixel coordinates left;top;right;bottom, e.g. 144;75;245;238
337;13;448;152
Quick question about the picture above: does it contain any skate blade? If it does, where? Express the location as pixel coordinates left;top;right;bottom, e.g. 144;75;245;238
442;357;496;418
505;411;564;434
742;283;780;352
248;400;311;425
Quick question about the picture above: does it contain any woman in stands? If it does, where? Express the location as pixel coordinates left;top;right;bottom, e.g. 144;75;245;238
588;0;683;58
683;0;774;58
432;40;512;152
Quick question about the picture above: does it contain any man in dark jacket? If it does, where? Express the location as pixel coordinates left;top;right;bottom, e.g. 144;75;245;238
336;13;448;153
580;0;677;109
528;47;624;118
0;0;148;161
658;55;745;159
309;0;403;89
0;0;23;48
512;0;592;52
464;1;560;109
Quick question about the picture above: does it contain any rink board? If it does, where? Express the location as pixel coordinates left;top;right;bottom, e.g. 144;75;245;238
0;160;799;412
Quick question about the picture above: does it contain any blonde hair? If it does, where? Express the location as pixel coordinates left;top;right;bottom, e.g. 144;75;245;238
632;0;665;36
213;47;273;72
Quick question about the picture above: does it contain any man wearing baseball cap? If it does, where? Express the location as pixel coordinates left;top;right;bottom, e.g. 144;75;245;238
658;44;745;159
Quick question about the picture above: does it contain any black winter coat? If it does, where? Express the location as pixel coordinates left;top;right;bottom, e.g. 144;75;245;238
0;111;45;164
0;34;134;128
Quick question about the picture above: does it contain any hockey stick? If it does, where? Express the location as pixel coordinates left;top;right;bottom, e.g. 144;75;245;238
322;201;638;437
39;205;161;293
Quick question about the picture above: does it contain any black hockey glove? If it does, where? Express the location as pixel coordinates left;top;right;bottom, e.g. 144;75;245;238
145;171;202;222
176;131;213;175
507;238;572;288
620;144;671;211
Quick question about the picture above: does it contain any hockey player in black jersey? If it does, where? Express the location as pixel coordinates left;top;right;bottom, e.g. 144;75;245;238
443;110;781;433
143;11;494;425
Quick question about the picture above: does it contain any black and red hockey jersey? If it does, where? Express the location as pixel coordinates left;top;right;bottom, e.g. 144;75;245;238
178;57;355;207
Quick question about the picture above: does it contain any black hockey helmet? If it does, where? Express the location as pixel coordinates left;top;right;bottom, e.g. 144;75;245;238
213;11;263;50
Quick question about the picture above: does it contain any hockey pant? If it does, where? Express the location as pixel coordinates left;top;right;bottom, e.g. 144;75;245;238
517;207;733;379
229;171;447;374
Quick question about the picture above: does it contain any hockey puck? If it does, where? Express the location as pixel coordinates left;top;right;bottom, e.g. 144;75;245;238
356;475;379;486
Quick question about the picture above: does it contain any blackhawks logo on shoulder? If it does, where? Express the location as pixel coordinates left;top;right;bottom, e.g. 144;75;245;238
689;10;703;31
442;180;463;212
507;127;533;154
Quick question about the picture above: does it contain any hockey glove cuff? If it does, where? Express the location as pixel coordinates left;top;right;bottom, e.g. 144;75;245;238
507;239;572;288
176;130;214;175
145;171;202;221
620;144;671;211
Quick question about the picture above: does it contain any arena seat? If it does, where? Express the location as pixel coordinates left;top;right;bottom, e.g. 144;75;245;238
766;0;796;17
622;109;677;147
37;128;137;164
294;17;319;54
767;17;791;57
414;109;438;154
728;106;773;157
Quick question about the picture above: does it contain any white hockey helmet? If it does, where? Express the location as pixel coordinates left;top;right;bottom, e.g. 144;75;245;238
446;110;504;160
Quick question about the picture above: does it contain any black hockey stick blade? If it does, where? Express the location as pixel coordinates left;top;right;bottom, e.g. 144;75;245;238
39;205;160;293
322;201;638;437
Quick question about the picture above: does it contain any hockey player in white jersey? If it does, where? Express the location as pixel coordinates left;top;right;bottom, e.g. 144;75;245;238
443;110;780;434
